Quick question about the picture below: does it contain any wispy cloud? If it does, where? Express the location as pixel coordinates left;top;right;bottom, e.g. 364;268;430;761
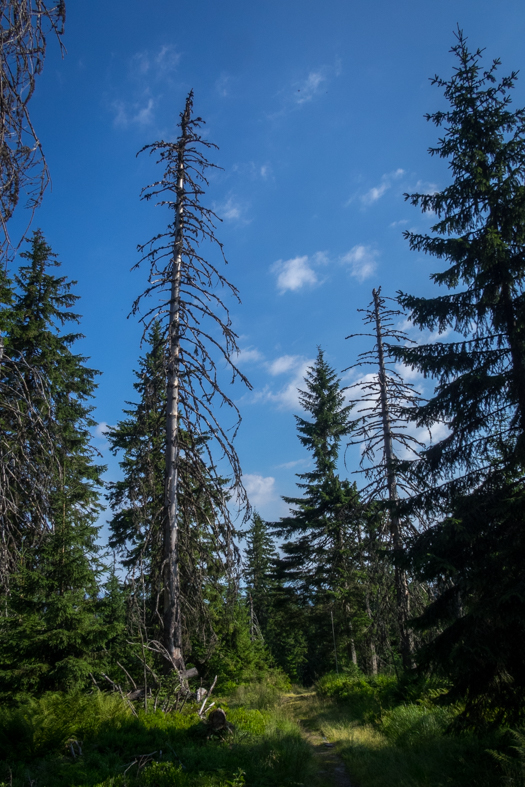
112;97;156;129
215;194;250;223
360;168;405;206
252;355;315;410
341;245;378;282
270;61;340;118
232;161;272;181
235;347;264;365
109;44;181;131
275;458;310;470
130;44;180;79
215;73;231;97
294;69;327;104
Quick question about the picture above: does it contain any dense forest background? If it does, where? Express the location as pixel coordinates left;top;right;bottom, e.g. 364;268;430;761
1;3;525;786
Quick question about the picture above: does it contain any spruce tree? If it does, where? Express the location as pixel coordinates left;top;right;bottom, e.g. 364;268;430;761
274;349;367;676
393;32;525;723
107;324;243;673
243;512;277;636
0;230;113;694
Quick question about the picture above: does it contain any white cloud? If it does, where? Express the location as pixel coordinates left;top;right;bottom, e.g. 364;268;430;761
94;421;111;438
111;97;156;128
275;458;310;470
341;245;378;282
271;255;318;293
390;219;409;227
361;168;405;206
232;161;272;181
295;70;327;104
243;474;276;509
235;347;264;365
215;195;249;223
109;44;180;130
256;355;314;410
130;44;180;79
155;44;181;75
216;73;231;97
268;354;302;376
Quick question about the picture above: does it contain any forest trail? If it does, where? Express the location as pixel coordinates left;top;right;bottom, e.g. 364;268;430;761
284;691;356;787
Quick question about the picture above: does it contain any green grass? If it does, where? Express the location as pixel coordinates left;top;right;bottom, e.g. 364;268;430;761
298;672;507;787
0;688;313;787
1;675;522;787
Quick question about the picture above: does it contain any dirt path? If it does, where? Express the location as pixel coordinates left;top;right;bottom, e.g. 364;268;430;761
284;692;355;787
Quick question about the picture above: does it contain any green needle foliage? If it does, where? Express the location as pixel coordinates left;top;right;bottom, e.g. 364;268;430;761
273;349;373;679
0;230;114;696
393;31;525;725
243;512;277;635
107;325;250;676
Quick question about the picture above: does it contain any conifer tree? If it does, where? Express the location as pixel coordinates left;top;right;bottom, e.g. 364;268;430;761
345;288;426;670
0;231;103;583
393;32;525;723
274;349;367;675
107;323;244;671
243;512;277;636
134;92;250;671
0;230;113;694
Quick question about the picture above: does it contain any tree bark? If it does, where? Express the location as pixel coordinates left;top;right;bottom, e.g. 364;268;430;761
163;99;191;672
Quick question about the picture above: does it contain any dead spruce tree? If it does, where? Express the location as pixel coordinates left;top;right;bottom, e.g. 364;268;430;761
0;0;66;263
133;91;250;672
345;287;427;670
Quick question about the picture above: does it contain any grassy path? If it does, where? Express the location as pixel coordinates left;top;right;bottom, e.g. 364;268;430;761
283;691;356;787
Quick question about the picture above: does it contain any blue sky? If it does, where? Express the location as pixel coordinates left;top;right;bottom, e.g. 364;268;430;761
10;0;525;529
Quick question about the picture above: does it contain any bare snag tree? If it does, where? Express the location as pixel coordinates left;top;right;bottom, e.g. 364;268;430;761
0;0;66;262
133;91;251;672
345;287;427;670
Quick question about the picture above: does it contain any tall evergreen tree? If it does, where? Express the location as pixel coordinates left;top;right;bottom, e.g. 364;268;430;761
0;230;113;694
274;349;368;676
393;32;525;724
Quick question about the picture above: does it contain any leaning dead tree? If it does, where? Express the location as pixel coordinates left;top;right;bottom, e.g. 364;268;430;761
345;287;428;670
0;0;66;262
133;91;251;671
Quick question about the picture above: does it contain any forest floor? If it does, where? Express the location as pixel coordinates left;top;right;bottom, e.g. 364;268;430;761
284;690;356;787
279;682;503;787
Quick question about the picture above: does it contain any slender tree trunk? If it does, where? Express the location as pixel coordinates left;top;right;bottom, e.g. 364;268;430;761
364;591;378;675
163;101;190;671
372;288;413;670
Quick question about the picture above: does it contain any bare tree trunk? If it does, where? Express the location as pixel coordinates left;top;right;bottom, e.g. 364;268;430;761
163;100;190;672
372;288;413;670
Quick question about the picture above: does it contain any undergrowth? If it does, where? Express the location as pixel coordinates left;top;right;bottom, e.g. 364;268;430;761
0;686;312;787
309;671;517;786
